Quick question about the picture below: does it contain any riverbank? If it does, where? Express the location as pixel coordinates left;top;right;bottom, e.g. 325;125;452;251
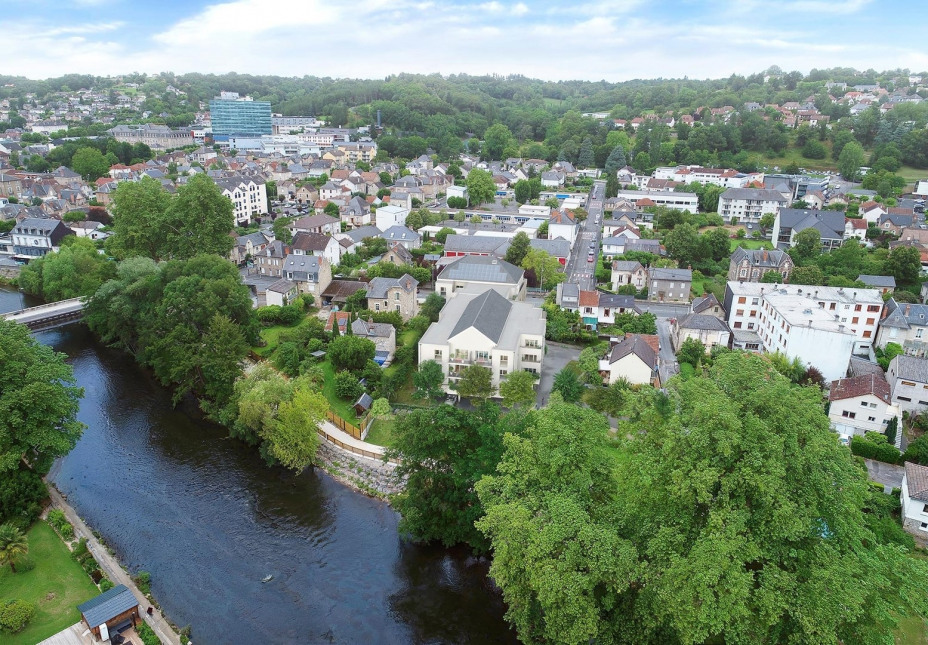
45;484;183;645
315;419;403;499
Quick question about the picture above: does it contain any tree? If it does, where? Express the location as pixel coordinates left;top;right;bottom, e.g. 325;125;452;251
789;264;825;285
499;370;536;408
371;397;391;419
70;147;111;181
838;141;866;181
585;380;628;417
466;168;495;206
760;270;783;283
483;123;513;161
387;405;523;550
17;237;115;301
0;524;28;573
0;320;84;474
664;223;701;266
324;201;340;218
633;151;652;174
577;136;594;168
420;293;446;322
676;337;707;367
434;227;454;244
700;227;730;262
504;231;531;266
522;248;564;290
885;245;921;286
758;213;775;233
413;360;446;401
166;173;236;259
552;367;584;402
107;176;173;260
456;365;494;401
334;370;363;401
794;227;821;260
604;145;627;177
266;384;326;472
328;335;376;372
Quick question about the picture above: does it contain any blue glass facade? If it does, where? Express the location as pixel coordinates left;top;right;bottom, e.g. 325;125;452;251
209;98;272;136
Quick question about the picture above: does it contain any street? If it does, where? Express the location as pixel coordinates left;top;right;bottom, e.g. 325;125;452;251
563;180;606;291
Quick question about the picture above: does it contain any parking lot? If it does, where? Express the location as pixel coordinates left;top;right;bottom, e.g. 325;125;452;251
535;342;582;407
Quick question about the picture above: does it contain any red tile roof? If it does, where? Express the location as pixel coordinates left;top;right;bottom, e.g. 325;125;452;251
829;373;891;403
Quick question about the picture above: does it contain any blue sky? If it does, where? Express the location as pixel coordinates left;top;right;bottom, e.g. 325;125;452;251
6;0;927;81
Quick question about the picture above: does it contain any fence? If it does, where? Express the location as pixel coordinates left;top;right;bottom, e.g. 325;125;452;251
317;427;389;462
325;410;373;440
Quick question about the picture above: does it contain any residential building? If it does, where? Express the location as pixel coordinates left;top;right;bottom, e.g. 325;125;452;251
613;190;698;212
375;205;409;230
648;268;692;303
289;213;340;237
691;293;725;318
381;225;421;250
216;176;267;225
382;242;414;265
548;210;578;248
230;231;269;266
901;462;928;543
436;255;527;301
352;318;397;363
845;217;868;242
366;274;419;320
727;247;794;282
673;314;732;351
570;288;640;331
291;231;341;266
876;300;928;356
771;208;846;252
828;373;895;438
209;91;272;137
887;355;928;414
11;217;73;259
107;124;194;149
717;188;788;224
254;240;289;277
610;260;647;292
281;254;332;300
857;274;895;295
266;279;299;307
599;334;660;386
418;289;546;392
723;282;884;381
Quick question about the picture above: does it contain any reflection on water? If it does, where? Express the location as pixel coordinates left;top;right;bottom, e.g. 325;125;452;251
31;322;515;644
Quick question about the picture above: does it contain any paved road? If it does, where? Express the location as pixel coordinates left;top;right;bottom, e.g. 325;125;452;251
865;458;905;492
564;181;605;291
656;317;680;384
536;342;582;407
635;301;692;318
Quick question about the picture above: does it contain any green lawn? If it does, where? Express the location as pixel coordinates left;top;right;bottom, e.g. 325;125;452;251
898;165;927;184
729;239;774;252
0;521;99;645
319;360;360;423
365;418;397;448
251;310;319;358
896;615;928;644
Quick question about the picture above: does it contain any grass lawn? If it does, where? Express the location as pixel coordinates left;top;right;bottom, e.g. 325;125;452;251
0;521;99;645
319;360;360;423
898;165;927;184
729;239;774;252
895;615;928;644
251;309;319;358
365;418;397;448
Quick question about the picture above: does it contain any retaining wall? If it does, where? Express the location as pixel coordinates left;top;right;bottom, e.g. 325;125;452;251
315;438;404;498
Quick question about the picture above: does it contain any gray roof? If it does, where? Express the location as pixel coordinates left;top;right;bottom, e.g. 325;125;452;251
649;267;692;281
559;282;580;305
366;274;418;299
343;225;382;244
443;234;506;254
857;274;896;288
692;293;723;314
778;208;845;237
283;254;321;274
607;334;657;368
905;462;928;503
730;247;789;268
720;187;788;202
267;278;296;293
352;318;394;338
449;289;513;343
881;299;928;330
677;313;730;332
889;355;928;384
77;585;138;629
291;231;333;252
598;293;640;312
612;260;644;272
528;237;570;258
236;231;268;247
381;225;420;242
438;255;523;284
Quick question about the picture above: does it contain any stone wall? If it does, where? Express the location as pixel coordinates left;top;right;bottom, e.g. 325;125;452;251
315;437;404;499
902;517;928;548
0;265;21;280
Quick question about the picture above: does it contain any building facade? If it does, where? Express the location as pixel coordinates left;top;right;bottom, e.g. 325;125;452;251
209;92;272;137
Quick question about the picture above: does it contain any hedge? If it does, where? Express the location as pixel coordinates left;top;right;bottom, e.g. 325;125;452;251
850;435;902;464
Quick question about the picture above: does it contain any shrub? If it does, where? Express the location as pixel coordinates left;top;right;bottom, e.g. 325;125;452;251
850;433;902;464
12;555;35;573
0;468;47;527
47;508;66;528
256;305;282;323
72;537;88;560
100;578;114;592
135;570;151;595
334;370;363;401
0;599;36;633
58;522;74;539
137;621;160;645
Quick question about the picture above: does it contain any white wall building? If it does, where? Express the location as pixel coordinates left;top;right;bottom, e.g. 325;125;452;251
901;462;928;542
717;188;788;224
375;205;409;231
216;177;268;226
828;373;896;438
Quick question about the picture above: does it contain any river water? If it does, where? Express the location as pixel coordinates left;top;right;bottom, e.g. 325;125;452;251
0;286;516;644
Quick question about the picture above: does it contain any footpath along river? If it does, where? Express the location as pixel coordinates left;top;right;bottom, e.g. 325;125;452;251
0;286;516;644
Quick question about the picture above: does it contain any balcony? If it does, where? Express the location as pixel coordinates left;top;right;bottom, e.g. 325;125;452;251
449;356;472;365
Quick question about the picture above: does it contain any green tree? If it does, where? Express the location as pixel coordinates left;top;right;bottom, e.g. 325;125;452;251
420;293;446;322
577;136;594;168
483;123;514;161
70;147;111;181
885;245;921;286
371;397;391;419
498;370;536;408
334;370;362;401
324;201;340;217
838;142;866;181
17;237;115;301
266;384;326;472
760;270;783;283
522;248;564;290
456;365;494;401
759;213;775;233
466;168;495;206
794;227;821;260
166;173;236;259
413;360;446;401
584;380;628;417
0;320;84;474
504;231;531;266
272;216;294;244
676;337;706;367
0;524;28;573
664;223;701;266
387;405;524;550
435;227;455;244
107;176;173;260
552;367;584;402
700;227;730;262
328;335;376;372
789;264;825;285
604;145;627;177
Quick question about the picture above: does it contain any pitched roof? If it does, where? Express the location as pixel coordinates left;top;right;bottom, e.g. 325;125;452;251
612;260;644;272
438;255;524;284
77;585;138;629
720;187;788;202
291;231;333;252
692;293;722;314
449;289;513;343
443;234;507;254
857;274;896;288
828;373;891;404
650;267;692;281
606;334;658;368
889;355;928;384
578;290;600;307
677;313;729;332
351;318;394;338
366;274;418;299
905;462;928;503
730;247;790;268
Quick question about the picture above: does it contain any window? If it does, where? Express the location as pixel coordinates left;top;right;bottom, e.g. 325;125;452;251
751;298;759;305
868;417;876;422
899;396;912;402
736;309;744;316
902;381;917;386
434;350;442;360
852;317;859;324
868;305;881;312
375;303;380;311
394;292;400;301
863;331;872;338
918;329;925;339
395;304;401;312
738;296;746;304
734;321;742;329
842;411;856;419
855;304;862;312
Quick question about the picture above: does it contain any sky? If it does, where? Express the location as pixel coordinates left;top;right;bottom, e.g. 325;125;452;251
5;0;927;82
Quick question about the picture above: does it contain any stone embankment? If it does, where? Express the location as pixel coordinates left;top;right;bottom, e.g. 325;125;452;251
315;420;404;498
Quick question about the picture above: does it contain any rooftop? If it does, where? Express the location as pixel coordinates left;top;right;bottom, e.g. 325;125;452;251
77;585;138;629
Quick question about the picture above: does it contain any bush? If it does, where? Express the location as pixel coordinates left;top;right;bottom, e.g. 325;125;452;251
257;304;304;326
12;555;35;573
135;570;151;595
334;370;363;401
850;433;902;464
0;468;47;527
137;621;160;645
0;599;36;633
99;578;114;592
47;508;66;527
58;521;74;539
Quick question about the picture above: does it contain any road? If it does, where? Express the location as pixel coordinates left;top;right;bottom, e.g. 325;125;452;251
564;180;606;291
865;459;904;493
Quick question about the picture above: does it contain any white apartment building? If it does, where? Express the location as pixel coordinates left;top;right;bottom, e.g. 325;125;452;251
828;373;895;438
418;289;546;393
216;176;268;225
613;190;699;212
653;165;762;188
717;187;788;224
723;282;884;382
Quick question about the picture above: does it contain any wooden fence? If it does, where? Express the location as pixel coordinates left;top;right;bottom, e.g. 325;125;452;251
325;410;372;440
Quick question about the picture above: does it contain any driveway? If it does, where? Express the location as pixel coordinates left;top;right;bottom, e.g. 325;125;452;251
865;458;905;492
655;317;680;383
536;342;582;407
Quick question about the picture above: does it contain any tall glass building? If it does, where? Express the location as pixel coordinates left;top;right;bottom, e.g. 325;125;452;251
209;91;272;138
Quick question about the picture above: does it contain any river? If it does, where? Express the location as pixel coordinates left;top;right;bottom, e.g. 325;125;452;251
0;285;516;644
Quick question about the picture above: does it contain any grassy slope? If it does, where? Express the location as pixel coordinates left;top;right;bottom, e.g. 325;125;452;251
365;418;397;448
0;522;99;645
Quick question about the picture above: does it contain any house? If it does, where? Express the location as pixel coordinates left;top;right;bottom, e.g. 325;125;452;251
281;254;332;300
828;373;895;438
77;584;140;642
648;268;692;303
366;274;419;320
673;314;732;351
325;310;351;334
352;317;397;361
230;231;269;266
691;293;725;318
610;260;647;292
599;334;660;386
901;462;928;543
320;279;368;307
724;282;884;381
381;242;414;266
215;175;267;226
11;217;74;260
266;279;299;306
418;289;546;393
857;274;895;295
727;247;794;282
717;188;788;224
886;355;928;414
572;288;641;330
436;255;527;301
291;231;341;265
381;224;421;250
344;195;371;227
876;300;928;356
860;201;886;225
540;171;565;188
255;240;290;277
845;217;868;242
548;210;578;248
375;205;409;230
289;213;340;237
772;208;846;252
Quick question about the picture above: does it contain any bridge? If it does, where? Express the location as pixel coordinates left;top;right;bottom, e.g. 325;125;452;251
2;298;86;329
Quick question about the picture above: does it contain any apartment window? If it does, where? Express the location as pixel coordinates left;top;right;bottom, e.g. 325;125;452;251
434;350;442;360
747;322;755;330
852;317;859;324
751;298;759;305
499;370;508;377
394;293;400;301
899;396;912;402
738;297;746;304
395;304;401;313
749;310;757;317
734;321;742;329
868;417;876;422
842;411;856;419
902;381;917;386
736;309;744;316
830;303;836;310
863;331;872;338
918;329;925;339
868;305;881;312
375;303;381;311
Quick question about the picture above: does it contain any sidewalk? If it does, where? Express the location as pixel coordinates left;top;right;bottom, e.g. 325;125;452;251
46;485;182;645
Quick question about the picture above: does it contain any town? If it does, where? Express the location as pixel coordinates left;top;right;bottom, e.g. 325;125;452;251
2;67;928;644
